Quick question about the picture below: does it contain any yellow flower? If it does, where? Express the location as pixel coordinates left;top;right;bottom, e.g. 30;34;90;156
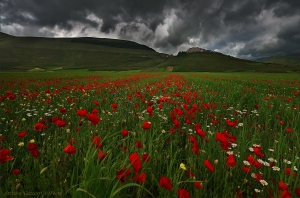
18;142;24;147
29;139;35;143
180;163;187;170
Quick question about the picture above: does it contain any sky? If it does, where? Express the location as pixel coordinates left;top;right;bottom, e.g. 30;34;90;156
1;0;300;60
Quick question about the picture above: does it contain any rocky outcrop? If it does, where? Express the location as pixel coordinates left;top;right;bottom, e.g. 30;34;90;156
186;47;207;53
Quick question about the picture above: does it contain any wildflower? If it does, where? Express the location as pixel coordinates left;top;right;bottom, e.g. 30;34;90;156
29;139;35;143
77;109;87;117
159;176;172;191
254;189;260;193
227;154;236;168
11;169;20;175
18;142;24;147
91;135;102;149
204;159;215;172
272;166;280;171
194;181;203;189
121;129;129;137
96;150;107;162
34;123;44;132
129;152;141;174
260;180;268;186
88;114;100;126
142;153;150;163
116;168;131;184
142;121;151;130
132;172;146;183
178;188;190;198
17;131;27;138
63;144;76;155
180;163;187;170
0;148;14;164
278;180;289;191
162;129;166;133
243;161;250;166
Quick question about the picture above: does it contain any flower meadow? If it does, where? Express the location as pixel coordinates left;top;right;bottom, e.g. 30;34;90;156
0;72;299;198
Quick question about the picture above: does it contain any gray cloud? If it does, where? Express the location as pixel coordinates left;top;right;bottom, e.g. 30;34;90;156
1;0;299;59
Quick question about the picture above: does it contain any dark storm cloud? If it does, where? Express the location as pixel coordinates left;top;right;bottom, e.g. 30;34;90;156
1;0;299;59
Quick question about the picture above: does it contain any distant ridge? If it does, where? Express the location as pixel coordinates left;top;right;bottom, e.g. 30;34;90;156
0;32;299;73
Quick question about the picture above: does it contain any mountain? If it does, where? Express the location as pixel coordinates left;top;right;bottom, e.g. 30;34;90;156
0;32;298;73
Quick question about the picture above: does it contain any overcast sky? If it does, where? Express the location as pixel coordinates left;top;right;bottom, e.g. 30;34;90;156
1;0;300;59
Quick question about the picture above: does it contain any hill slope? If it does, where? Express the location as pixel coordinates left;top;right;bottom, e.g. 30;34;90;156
0;32;298;73
0;32;166;71
263;55;300;66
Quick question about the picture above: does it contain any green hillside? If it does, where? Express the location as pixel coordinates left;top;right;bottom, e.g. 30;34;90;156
263;55;300;66
0;32;166;71
0;32;298;73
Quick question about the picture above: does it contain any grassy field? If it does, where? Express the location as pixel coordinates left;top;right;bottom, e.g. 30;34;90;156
0;71;299;197
1;32;298;73
263;56;300;67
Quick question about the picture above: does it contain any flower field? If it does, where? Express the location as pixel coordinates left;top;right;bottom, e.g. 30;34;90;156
0;72;299;197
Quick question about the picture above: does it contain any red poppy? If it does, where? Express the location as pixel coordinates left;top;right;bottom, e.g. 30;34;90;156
88;114;100;126
132;172;146;183
279;181;289;191
286;128;293;133
93;101;100;106
226;154;236;168
204;160;215;172
116;167;131;184
27;143;38;151
34;123;44;132
91;109;99;114
55;120;66;127
121;129;129;137
178;188;190;198
194;181;203;189
159;176;172;191
285;168;296;177
135;141;143;148
60;108;67;113
11;169;20;175
280;190;292;198
253;146;264;157
112;103;118;109
64;144;76;155
97;150;107;161
91;136;102;149
242;166;251;173
295;188;300;197
0;148;14;164
129;152;141;174
31;149;39;158
17;131;27;138
142;121;151;130
142;153;150;163
5;109;10;113
77;109;87;117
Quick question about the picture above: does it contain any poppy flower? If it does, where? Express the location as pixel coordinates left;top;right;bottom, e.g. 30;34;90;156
34;123;44;132
178;188;190;198
27;143;38;151
11;169;20;175
194;181;203;189
111;103;118;109
55;120;66;128
204;160;215;172
31;149;40;158
129;152;141;174
88;114;100;126
116;168;131;184
59;108;67;113
295;188;300;197
226;154;236;168
0;148;14;164
64;144;76;155
91;136;102;149
17;131;27;138
142;153;150;163
242;166;251;173
121;129;129;137
77;109;87;117
279;180;289;191
93;101;100;106
280;190;292;198
285;168;296;177
91;109;99;114
286;128;293;133
142;121;151;130
132;172;146;183
159;176;172;191
97;150;107;162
